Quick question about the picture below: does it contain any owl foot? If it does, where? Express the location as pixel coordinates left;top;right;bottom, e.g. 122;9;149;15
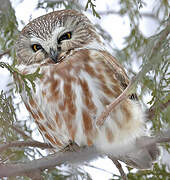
62;140;80;152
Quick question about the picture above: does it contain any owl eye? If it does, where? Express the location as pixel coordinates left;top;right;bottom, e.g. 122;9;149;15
31;44;43;52
58;32;72;44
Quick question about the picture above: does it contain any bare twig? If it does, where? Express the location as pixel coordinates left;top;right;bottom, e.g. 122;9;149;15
109;158;128;180
0;140;52;153
0;49;10;59
98;10;160;22
9;124;31;139
133;129;170;151
4;120;33;140
153;129;170;144
96;77;134;126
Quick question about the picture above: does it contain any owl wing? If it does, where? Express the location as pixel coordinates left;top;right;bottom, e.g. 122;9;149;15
99;51;129;88
87;50;159;169
98;50;138;100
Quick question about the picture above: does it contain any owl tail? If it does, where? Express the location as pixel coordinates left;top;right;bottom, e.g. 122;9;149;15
109;129;169;169
117;137;160;169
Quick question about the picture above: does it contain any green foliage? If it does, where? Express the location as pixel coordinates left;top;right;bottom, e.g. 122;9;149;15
14;67;43;96
147;58;170;130
0;0;169;179
0;62;42;97
85;0;100;18
0;91;17;142
0;0;18;64
112;1;170;134
0;91;33;179
127;164;170;180
37;0;83;11
139;23;170;131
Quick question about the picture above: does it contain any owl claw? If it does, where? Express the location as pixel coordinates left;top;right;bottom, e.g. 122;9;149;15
61;140;80;152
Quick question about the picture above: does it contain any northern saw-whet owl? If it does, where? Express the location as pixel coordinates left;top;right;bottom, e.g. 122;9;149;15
15;9;159;169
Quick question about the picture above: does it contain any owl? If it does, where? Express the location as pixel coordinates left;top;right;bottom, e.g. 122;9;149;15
15;9;159;169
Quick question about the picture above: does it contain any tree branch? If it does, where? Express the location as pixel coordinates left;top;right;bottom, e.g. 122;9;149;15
96;15;170;127
0;128;170;178
9;124;32;139
109;158;128;180
0;140;52;153
96;77;134;126
0;146;98;178
98;10;160;22
134;15;170;86
0;49;10;59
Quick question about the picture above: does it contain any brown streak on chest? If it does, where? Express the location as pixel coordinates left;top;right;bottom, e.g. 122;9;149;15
50;79;60;92
45;133;62;147
54;137;63;147
63;113;77;141
58;99;67;111
82;109;93;134
63;82;77;115
55;112;62;129
84;63;97;77
37;110;44;119
36;121;46;132
48;87;60;102
29;98;37;107
101;83;117;98
25;104;39;121
79;79;97;113
46;121;56;131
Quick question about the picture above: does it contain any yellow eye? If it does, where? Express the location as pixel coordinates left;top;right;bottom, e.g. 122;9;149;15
31;44;43;52
67;32;71;39
58;32;72;44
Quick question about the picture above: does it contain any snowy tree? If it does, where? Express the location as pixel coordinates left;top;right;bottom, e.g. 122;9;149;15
0;0;169;179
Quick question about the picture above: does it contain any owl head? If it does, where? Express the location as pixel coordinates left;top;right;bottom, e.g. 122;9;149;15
16;9;103;65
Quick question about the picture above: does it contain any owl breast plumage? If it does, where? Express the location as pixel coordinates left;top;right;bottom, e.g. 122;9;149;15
17;48;144;156
15;9;159;168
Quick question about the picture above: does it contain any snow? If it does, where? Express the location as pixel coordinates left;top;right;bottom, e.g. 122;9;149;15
0;0;166;179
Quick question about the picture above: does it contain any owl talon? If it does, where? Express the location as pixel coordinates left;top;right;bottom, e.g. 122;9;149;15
62;140;80;152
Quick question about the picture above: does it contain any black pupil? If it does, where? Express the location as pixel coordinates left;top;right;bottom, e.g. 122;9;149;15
32;44;42;52
58;32;71;44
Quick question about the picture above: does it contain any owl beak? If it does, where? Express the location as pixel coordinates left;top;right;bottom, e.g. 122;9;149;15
49;48;59;63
